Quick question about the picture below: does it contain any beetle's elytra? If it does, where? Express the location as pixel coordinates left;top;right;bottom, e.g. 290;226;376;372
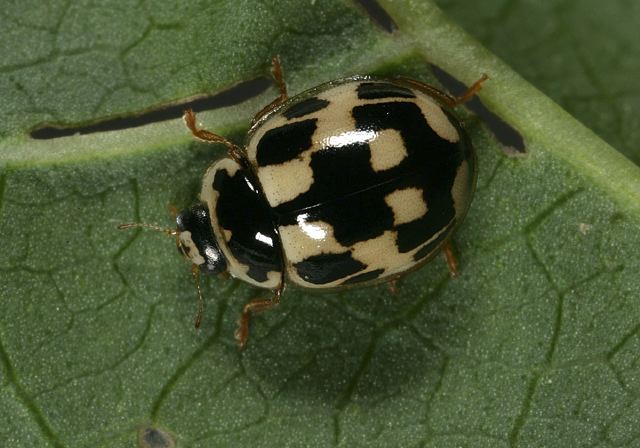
120;57;487;349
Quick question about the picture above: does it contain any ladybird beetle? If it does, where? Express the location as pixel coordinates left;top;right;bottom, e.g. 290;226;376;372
120;57;487;349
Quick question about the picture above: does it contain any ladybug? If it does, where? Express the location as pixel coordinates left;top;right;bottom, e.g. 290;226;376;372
120;57;487;349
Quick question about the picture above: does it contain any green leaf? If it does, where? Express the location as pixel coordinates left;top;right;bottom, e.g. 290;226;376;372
1;1;639;447
435;0;640;166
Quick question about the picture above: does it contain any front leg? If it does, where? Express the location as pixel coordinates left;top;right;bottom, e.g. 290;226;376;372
234;282;284;350
183;108;246;165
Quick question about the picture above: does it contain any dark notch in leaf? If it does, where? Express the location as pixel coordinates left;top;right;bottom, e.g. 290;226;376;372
137;426;175;448
430;64;526;154
354;0;397;33
30;77;272;140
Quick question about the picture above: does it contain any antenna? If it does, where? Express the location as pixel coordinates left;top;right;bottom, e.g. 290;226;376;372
191;265;204;328
117;222;179;236
118;221;206;329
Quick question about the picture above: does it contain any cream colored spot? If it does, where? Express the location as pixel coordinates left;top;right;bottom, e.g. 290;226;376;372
312;97;357;150
450;160;473;217
316;82;359;107
368;129;407;172
348;228;449;280
257;157;314;206
279;219;345;264
418;97;459;143
351;231;407;272
385;188;428;225
350;222;454;280
178;231;205;266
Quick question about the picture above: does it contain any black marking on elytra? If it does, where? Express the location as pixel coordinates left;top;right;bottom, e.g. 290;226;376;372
275;141;377;210
213;168;282;282
271;93;471;257
255;119;317;166
306;185;395;247
176;204;226;275
393;188;455;253
276;141;395;246
282;97;330;120
412;219;455;262
357;82;416;100
342;268;385;285
353;101;462;252
294;251;366;285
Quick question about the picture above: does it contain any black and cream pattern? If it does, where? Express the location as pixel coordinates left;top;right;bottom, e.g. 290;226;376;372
243;77;477;288
199;159;283;289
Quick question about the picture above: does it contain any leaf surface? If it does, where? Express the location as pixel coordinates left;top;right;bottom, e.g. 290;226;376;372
1;1;639;447
436;0;640;165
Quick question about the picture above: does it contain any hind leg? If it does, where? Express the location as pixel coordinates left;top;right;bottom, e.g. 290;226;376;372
252;55;289;123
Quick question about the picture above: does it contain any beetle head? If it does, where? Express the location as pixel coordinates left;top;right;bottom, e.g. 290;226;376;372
175;204;227;275
117;203;228;328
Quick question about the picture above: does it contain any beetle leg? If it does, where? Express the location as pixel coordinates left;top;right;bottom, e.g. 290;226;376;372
442;242;460;278
396;74;488;107
387;278;399;295
270;55;288;99
252;55;289;124
191;264;205;329
234;282;284;350
183;108;246;165
453;74;489;106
